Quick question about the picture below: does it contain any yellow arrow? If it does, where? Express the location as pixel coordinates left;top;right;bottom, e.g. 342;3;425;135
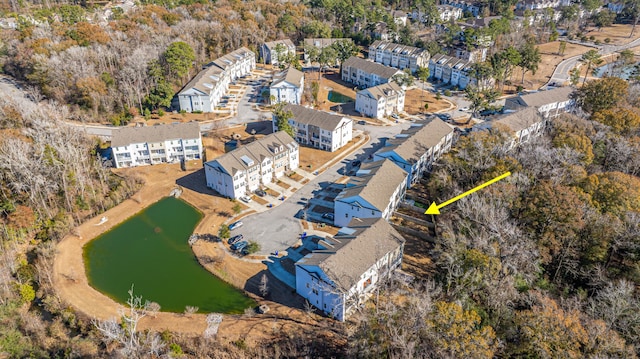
425;172;511;215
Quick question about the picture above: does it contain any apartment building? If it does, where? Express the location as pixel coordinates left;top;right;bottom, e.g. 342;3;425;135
295;218;405;321
273;104;353;152
374;118;455;187
429;53;476;89
355;82;405;119
178;47;255;113
204;132;298;199
504;87;574;118
260;39;296;66
341;56;403;89
334;160;408;227
269;67;304;105
110;122;202;168
367;41;430;74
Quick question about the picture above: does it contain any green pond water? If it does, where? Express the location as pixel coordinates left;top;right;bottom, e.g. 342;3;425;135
328;90;354;103
83;197;255;313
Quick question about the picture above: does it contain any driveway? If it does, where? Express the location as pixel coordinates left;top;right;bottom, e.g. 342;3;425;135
233;122;411;255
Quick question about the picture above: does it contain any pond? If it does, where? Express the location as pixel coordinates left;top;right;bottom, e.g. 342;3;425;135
327;90;354;103
594;61;640;80
84;197;255;313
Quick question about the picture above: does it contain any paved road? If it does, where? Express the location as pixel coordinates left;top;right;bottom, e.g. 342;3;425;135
233;122;411;255
548;37;640;86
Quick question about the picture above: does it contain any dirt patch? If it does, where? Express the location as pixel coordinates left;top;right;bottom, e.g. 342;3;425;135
298;135;363;172
276;180;291;189
400;232;435;279
253;196;268;205
404;88;452;114
289;172;304;181
266;188;280;197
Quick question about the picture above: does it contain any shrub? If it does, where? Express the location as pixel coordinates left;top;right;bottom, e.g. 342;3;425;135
246;241;261;254
444;90;452;96
157;109;165;116
218;224;230;239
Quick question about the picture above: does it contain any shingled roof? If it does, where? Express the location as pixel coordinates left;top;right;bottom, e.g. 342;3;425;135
263;39;295;50
335;159;408;211
493;106;544;132
205;131;296;176
357;82;403;100
284;104;350;132
179;47;254;96
342;56;403;79
271;67;304;87
111;122;200;147
379;118;454;164
510;87;574;108
370;40;427;58
297;218;405;291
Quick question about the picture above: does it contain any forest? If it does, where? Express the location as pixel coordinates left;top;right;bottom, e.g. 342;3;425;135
1;0;640;357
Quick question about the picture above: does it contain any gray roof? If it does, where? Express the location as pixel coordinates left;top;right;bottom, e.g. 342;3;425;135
304;38;352;49
205;131;296;176
335;159;407;211
342;56;402;79
358;82;403;100
369;41;427;58
111;122;200;147
379;118;454;163
180;47;254;96
510;87;574;108
430;53;472;71
264;39;295;50
494;106;544;132
297;218;405;291
284;104;350;131
271;67;304;87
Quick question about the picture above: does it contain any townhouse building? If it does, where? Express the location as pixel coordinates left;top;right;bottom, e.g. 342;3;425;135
429;54;476;89
504;87;574;118
374;118;455;187
269;67;304;105
474;107;547;149
367;41;430;74
204;132;298;199
515;0;570;11
295;218;405;321
355;82;405;119
341;56;403;89
440;0;484;17
454;46;487;63
334;160;408;227
437;5;464;21
273;104;353;152
110;122;202;168
260;39;296;66
178;47;255;113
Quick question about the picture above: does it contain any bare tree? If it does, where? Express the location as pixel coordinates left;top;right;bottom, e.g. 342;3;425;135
259;273;269;297
92;285;156;357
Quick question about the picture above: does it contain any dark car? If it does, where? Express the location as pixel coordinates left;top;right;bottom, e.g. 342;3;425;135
228;234;243;245
231;240;248;251
255;189;267;197
322;213;335;220
351;160;361;167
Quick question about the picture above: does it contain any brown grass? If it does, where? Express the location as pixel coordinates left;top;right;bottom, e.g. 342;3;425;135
298;135;363;171
404;88;452;115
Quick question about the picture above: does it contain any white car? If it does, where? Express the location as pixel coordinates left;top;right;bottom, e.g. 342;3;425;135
460;107;469;111
228;94;237;98
240;195;252;203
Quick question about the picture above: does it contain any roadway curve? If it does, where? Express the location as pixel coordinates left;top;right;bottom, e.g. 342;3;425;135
547;36;640;87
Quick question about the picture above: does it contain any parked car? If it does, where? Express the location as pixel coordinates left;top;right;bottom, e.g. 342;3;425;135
231;240;248;251
322;213;335;220
228;234;243;245
229;221;243;231
228;94;237;98
390;113;399;119
255;189;267;197
459;106;469;111
240;195;252;203
351;160;361;167
357;120;366;125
